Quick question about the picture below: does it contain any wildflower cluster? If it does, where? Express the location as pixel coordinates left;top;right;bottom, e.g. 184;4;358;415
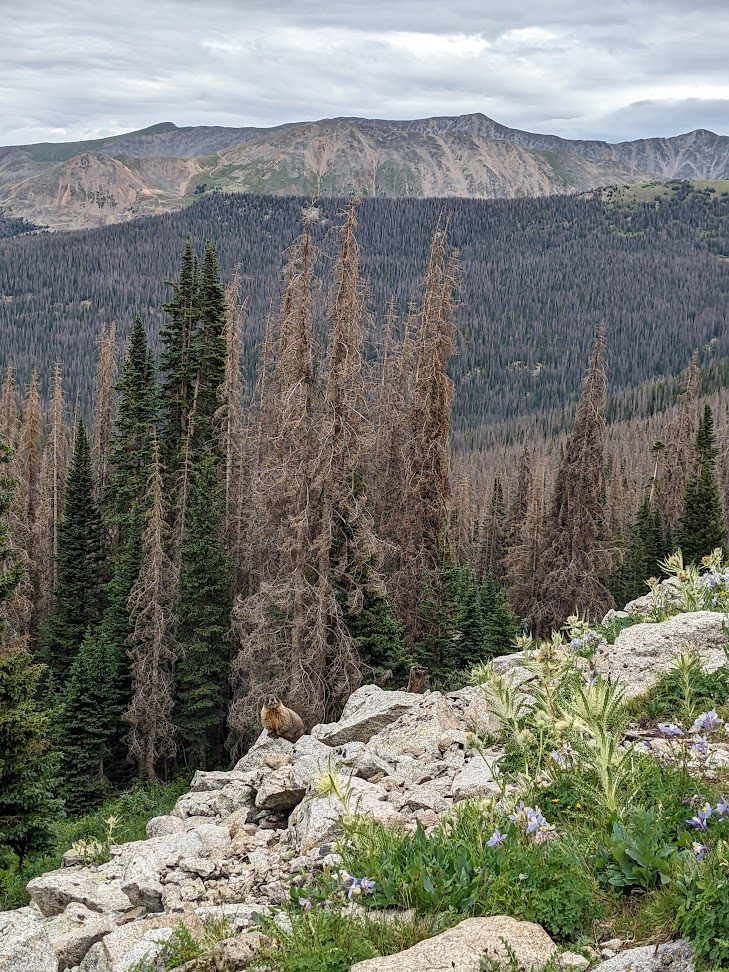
508;802;554;837
648;710;726;770
297;870;375;914
568;630;607;656
686;794;729;834
550;742;576;769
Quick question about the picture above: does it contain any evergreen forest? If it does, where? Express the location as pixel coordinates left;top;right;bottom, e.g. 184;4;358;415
1;192;729;931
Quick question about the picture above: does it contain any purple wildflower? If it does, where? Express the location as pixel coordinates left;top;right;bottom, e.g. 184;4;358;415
526;810;550;835
687;803;713;832
298;897;313;913
692;736;709;757
714;796;729;820
487;828;507;848
551;750;567;767
692;842;710;862
359;878;376;895
509;801;530;823
643;740;654;752
691;710;724;734
658;723;683;737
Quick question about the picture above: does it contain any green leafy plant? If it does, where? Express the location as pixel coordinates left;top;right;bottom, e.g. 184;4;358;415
595;808;686;892
676;843;729;970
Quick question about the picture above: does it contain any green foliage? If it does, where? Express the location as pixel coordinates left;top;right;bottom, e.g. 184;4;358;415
175;456;233;768
609;494;670;606
630;652;729;725
679;405;727;565
0;776;189;909
481;571;519;660
253;907;438;972
341;803;602;940
105;315;158;534
0;648;61;864
56;628;125;813
676;845;729;971
41;421;104;683
595;808;686;892
345;589;411;687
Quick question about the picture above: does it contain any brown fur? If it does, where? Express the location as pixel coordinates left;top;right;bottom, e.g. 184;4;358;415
399;666;429;693
261;696;305;742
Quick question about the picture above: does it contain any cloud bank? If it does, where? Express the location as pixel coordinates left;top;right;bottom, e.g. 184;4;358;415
2;0;728;145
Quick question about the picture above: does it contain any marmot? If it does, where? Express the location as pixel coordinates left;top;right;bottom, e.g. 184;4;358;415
261;696;305;743
399;666;429;694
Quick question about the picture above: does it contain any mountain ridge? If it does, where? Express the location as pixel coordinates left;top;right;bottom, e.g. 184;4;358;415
1;114;728;230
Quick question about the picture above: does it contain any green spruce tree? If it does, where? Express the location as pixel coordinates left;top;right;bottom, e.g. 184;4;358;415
345;589;410;687
41;421;104;683
679;404;727;563
56;628;121;813
190;242;227;457
481;571;519;659
453;571;488;669
175;457;232;768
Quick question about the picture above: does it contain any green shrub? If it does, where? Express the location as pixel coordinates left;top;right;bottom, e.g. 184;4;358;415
631;654;729;725
341;803;602;940
676;849;729;970
595;808;687;892
252;908;436;972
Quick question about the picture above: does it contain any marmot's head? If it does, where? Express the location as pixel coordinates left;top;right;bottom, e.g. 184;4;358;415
411;666;428;677
264;695;281;710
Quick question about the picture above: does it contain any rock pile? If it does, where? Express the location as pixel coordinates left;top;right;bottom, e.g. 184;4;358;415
4;608;720;971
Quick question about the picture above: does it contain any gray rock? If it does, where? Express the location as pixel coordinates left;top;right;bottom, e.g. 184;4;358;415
0;910;57;972
289;776;402;852
27;868;133;918
194;903;269;933
255;765;307;811
210;930;263;969
170;789;220;819
312;685;420;746
369;697;463;762
145;815;187;838
349;915;557;971
120;825;230;913
594;611;728;700
45;902;117;969
452;755;501;802
400;784;449;814
189;769;249;792
215;780;256;817
234;732;295;773
622;577;683;617
78;919;177;972
592;940;694;971
557;953;590;971
335;741;393;780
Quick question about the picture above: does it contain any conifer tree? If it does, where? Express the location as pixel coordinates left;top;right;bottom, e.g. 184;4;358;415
41;421;104;682
160;237;198;477
454;571;488;669
191;242;227;457
530;329;614;635
0;439;59;861
481;571;519;659
678;404;727;563
57;628;120;812
92;321;117;497
175;456;232;768
344;590;410;686
125;439;179;781
609;494;669;607
0;361;19;447
477;478;508;581
105;316;157;536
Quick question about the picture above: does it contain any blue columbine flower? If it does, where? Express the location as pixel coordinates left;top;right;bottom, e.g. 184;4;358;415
526;810;550;835
487;828;507;848
692;736;709;757
691;710;724;734
298;897;313;913
658;723;683;737
692;842;710;861
687;803;713;832
714;795;729;820
359;878;376;895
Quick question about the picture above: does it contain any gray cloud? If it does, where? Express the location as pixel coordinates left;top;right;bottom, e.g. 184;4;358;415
1;0;728;145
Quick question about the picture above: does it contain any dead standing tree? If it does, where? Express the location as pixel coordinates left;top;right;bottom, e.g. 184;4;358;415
529;327;614;636
398;218;458;648
230;205;381;745
91;321;117;498
125;437;179;781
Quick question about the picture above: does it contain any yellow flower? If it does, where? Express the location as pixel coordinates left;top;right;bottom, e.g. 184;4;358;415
551;799;559;804
575;803;582;810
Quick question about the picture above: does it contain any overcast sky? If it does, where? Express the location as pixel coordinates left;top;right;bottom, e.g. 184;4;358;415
2;0;728;146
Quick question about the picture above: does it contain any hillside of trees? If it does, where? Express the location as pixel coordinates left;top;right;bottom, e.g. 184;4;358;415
0;182;727;431
0;207;40;240
2;199;729;909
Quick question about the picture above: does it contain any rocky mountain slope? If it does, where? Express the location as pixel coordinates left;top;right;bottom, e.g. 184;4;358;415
1;115;728;230
2;584;723;971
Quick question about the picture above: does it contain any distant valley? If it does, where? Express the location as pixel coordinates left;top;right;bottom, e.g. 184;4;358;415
1;115;729;229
